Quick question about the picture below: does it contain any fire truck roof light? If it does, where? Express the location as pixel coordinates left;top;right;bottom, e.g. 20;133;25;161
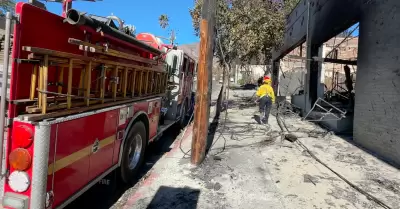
2;192;29;209
9;148;32;171
8;171;31;193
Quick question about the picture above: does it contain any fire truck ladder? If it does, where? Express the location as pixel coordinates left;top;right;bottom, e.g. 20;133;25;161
19;39;167;121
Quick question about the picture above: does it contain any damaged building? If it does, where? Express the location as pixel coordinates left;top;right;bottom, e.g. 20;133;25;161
272;0;400;166
279;36;358;133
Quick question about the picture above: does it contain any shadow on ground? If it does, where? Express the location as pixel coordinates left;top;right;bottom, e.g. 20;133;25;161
146;186;200;209
206;116;220;154
64;124;184;209
205;96;266;156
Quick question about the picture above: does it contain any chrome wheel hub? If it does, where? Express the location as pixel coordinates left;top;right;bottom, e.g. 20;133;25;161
128;134;143;170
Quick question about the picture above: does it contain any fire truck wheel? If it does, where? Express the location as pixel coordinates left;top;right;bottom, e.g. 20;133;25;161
120;121;147;184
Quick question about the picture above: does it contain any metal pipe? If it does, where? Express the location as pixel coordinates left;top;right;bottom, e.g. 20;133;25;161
65;9;163;56
304;0;311;115
0;12;12;176
106;15;124;31
318;97;347;115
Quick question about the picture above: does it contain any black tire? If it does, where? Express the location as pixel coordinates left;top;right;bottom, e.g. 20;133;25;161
120;121;147;185
159;111;165;125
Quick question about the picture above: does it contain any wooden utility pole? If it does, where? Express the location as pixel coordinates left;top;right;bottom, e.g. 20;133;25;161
191;0;216;165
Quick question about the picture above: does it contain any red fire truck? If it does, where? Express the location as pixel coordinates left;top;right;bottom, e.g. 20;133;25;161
0;1;197;209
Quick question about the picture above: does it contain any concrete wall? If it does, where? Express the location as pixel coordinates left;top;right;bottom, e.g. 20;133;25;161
234;64;267;84
291;94;306;110
275;0;400;166
354;0;400;166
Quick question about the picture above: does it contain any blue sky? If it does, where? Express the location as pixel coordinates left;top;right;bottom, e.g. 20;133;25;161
349;23;359;37
22;0;199;45
19;1;359;45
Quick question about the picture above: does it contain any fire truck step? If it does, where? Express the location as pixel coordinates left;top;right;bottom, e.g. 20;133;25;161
158;120;176;132
154;120;176;141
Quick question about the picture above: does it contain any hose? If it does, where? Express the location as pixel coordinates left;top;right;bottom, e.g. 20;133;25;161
64;9;163;56
276;101;392;209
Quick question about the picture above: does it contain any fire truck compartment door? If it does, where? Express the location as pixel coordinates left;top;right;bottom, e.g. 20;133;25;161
87;110;118;183
52;119;92;207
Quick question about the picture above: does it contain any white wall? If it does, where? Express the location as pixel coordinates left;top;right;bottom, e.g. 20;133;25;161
234;64;268;84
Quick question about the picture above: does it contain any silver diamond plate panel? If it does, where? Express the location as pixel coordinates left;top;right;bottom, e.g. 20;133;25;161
30;124;51;209
0;130;7;200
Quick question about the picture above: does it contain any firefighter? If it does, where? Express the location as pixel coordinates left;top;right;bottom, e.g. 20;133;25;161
255;76;275;124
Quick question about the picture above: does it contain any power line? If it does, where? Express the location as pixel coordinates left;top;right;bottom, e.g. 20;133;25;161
275;101;392;209
325;24;359;58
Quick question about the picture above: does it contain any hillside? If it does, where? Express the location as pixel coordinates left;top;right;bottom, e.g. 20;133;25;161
179;42;220;68
178;42;200;61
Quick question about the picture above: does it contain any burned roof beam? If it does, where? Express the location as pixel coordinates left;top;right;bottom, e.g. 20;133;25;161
286;55;357;66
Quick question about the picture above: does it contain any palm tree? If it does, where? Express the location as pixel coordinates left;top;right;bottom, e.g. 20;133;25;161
159;14;169;29
0;0;15;15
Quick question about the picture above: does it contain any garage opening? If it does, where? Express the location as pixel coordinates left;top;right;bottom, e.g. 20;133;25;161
279;22;359;134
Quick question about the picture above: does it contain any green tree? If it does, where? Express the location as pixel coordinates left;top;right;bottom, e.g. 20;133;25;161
190;0;235;117
0;0;15;15
189;0;299;117
158;14;169;29
190;0;299;66
158;14;177;45
227;0;299;69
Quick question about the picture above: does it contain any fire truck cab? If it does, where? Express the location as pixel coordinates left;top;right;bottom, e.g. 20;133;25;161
163;49;196;125
135;32;197;128
0;2;196;209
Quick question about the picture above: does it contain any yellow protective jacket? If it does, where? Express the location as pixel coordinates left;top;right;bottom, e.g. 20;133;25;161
256;82;275;103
